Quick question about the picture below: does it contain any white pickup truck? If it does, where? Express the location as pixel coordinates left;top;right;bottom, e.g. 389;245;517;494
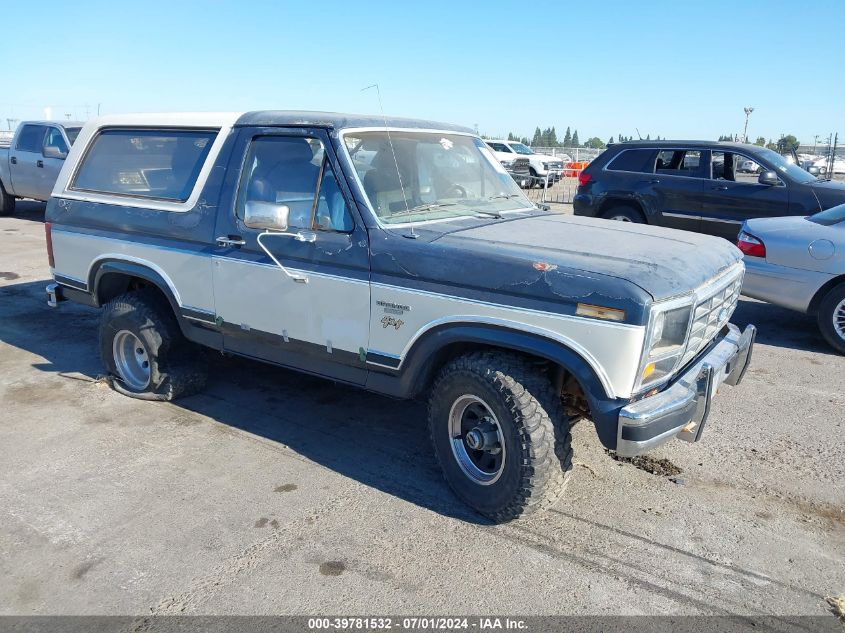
0;121;82;215
485;140;570;187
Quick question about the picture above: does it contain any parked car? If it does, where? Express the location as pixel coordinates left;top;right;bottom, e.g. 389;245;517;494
737;159;760;173
739;204;845;353
485;140;567;187
45;112;755;522
573;140;845;240
0;121;82;215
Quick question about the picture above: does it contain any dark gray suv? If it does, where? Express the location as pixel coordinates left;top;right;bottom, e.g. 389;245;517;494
573;140;845;239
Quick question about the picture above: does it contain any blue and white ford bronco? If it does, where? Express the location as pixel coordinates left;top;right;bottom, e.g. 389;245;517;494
45;112;756;521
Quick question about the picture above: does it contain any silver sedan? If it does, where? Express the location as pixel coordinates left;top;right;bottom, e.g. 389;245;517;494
739;204;845;353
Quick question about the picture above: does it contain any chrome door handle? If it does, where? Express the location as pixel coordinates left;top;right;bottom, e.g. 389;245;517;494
216;236;246;247
295;231;317;243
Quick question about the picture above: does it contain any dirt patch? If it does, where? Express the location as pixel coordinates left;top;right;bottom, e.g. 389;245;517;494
0;272;20;280
319;561;345;577
274;484;298;493
608;451;683;477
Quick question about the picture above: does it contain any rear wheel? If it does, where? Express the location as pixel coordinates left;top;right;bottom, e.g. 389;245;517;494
817;283;845;354
0;182;15;216
428;352;572;522
602;204;645;223
99;288;207;400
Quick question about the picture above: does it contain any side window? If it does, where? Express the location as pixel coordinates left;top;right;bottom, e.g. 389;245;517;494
44;128;68;154
712;151;760;183
655;149;703;177
487;142;509;152
71;129;217;201
15;125;46;153
606;149;657;173
237;136;353;233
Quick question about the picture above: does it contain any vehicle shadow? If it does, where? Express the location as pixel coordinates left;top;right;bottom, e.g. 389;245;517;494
0;278;483;524
9;200;47;222
733;296;837;356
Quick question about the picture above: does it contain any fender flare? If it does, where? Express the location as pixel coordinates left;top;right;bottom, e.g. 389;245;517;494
87;257;187;329
386;322;624;448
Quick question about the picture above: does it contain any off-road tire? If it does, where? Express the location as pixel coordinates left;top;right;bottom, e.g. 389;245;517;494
602;204;645;223
428;352;573;522
99;288;207;400
0;181;15;216
817;282;845;354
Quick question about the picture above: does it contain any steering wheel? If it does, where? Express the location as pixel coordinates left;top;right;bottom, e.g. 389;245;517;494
445;184;468;199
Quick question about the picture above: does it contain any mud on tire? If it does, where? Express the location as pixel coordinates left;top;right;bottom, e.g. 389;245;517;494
99;288;207;401
428;351;573;522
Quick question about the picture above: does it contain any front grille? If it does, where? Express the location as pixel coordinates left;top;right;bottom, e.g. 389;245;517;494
681;266;744;366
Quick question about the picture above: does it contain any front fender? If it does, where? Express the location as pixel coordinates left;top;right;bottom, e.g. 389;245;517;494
365;322;626;448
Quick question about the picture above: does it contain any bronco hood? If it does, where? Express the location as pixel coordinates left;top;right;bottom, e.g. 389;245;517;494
436;214;743;301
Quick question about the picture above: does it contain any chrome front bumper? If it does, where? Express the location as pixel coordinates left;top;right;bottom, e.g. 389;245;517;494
615;323;756;457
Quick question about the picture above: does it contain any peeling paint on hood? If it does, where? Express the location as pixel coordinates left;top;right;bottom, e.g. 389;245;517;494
437;214;743;301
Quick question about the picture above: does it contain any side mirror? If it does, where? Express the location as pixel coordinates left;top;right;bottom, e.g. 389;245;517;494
43;145;68;160
243;201;289;231
758;170;781;186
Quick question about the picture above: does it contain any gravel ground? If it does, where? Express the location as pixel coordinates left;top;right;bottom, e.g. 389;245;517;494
0;201;843;618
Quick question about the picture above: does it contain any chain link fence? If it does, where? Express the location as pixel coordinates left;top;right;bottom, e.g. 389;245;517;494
518;146;606;205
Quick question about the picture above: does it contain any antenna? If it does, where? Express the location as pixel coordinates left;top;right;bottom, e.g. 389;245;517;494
361;83;414;235
635;128;642;140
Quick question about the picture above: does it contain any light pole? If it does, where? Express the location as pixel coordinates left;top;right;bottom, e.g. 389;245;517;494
742;107;754;143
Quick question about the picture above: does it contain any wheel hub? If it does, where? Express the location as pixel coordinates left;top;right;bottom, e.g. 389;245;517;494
448;395;506;485
465;421;502;453
112;330;151;391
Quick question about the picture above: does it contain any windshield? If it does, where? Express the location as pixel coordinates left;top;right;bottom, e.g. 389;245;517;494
755;147;817;183
64;127;82;145
510;143;534;155
809;203;845;226
343;131;534;225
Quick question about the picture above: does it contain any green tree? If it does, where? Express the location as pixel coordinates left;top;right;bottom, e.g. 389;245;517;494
778;134;800;152
571;130;580;147
548;126;558;147
754;136;766;146
608;136;615;145
584;137;606;149
563;126;572;147
531;127;542;146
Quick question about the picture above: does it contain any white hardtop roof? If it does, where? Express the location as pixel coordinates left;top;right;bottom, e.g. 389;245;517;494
86;112;242;128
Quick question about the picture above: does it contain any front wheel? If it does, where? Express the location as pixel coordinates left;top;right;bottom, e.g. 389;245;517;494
428;352;572;522
818;283;845;354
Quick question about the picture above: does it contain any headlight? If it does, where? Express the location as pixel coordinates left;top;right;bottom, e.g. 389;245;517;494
634;298;693;392
500;159;515;168
542;162;550;169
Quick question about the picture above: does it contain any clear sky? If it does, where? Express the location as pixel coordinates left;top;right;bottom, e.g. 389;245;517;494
2;0;842;145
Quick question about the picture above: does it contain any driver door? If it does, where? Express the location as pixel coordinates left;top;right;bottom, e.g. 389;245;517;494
211;127;371;385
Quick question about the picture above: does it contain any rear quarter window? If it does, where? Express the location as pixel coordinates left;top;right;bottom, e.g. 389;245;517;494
606;148;657;173
70;128;217;201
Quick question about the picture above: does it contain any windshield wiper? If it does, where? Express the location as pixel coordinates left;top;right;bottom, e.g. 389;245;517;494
474;209;503;218
387;202;457;218
487;194;520;200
